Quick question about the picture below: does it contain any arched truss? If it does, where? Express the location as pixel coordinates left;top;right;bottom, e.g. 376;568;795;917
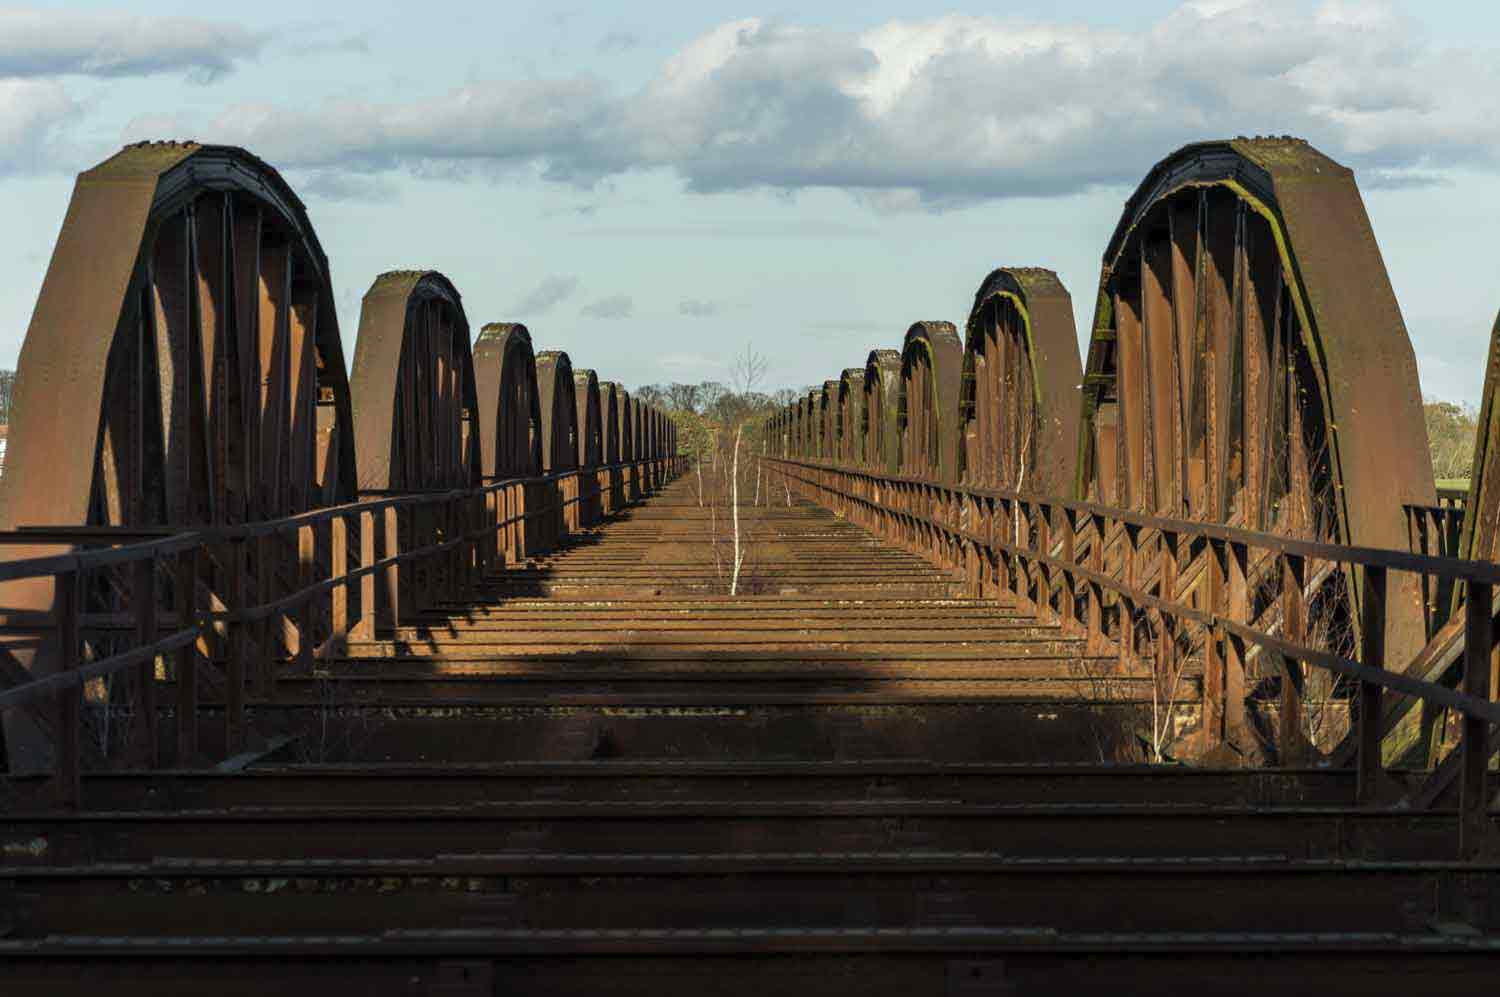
615;387;634;463
959;268;1083;496
350;270;479;492
805;390;822;458
573;369;603;468
631;398;646;461
644;406;658;459
897;321;964;483
599;382;621;464
821;380;840;461
0;142;356;532
863;349;902;474
1461;306;1500;564
1078;137;1434;663
838;368;866;467
536;351;579;473
472;322;542;478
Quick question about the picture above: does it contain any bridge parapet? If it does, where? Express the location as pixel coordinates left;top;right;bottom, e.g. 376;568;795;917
764;453;1499;857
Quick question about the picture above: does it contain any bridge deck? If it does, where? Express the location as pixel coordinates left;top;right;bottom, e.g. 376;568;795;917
3;474;1497;993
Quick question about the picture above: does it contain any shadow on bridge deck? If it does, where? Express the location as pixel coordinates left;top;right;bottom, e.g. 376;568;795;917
3;473;1497;994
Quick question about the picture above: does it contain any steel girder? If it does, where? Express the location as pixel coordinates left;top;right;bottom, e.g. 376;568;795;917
1077;137;1434;666
961;268;1083;498
0;141;356;531
349;270;479;492
863;350;903;475
536;352;578;474
0;142;357;773
898;322;964;484
838;368;867;468
472;322;542;479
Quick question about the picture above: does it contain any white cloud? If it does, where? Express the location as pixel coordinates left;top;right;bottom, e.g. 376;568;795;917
0;78;75;174
581;294;633;319
679;299;722;317
0;2;1488;206
0;9;266;176
511;275;580;316
0;9;263;81
142;3;1499;206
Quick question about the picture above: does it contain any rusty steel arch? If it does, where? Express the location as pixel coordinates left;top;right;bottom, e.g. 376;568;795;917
574;369;603;469
599;382;621;465
1461;307;1500;566
864;349;902;474
897;321;963;483
0;142;360;772
599;381;625;513
536;351;579;474
535;350;579;538
838;368;866;467
350;270;479;492
1077;137;1433;668
472;322;542;479
820;380;840;461
616;387;634;463
792;401;803;458
805;390;822;459
959;268;1083;496
574;369;604;524
0;142;357;533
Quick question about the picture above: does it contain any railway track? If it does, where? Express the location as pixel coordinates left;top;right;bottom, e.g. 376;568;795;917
3;475;1497;993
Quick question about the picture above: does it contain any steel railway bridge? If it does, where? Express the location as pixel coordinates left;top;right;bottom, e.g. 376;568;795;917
3;137;1500;993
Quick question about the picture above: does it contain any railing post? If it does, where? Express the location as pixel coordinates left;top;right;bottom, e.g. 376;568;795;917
358;508;376;639
175;546;199;765
1280;553;1307;764
329;514;349;656
224;538;247;755
1460;580;1493;858
1356;565;1387;805
381;505;401;633
1118;523;1138;673
1226;541;1250;745
447;496;462;603
53;567;81;809
1203;539;1227;751
131;552;159;767
1086;513;1105;653
256;532;277;697
295;523;315;677
1059;510;1077;632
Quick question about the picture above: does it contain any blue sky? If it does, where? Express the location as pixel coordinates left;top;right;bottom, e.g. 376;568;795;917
1;0;1498;401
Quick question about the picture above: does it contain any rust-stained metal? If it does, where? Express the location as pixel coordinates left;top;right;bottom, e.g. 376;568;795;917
820;380;840;462
0;141;356;529
805;389;822;459
574;370;603;470
349;270;479;492
898;321;963;484
863;350;902;474
573;370;602;524
601;384;620;463
615;387;634;463
1075;138;1434;732
536;352;578;474
0;142;357;771
472;322;542;478
1461;306;1500;565
961;268;1082;497
838;368;866;467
